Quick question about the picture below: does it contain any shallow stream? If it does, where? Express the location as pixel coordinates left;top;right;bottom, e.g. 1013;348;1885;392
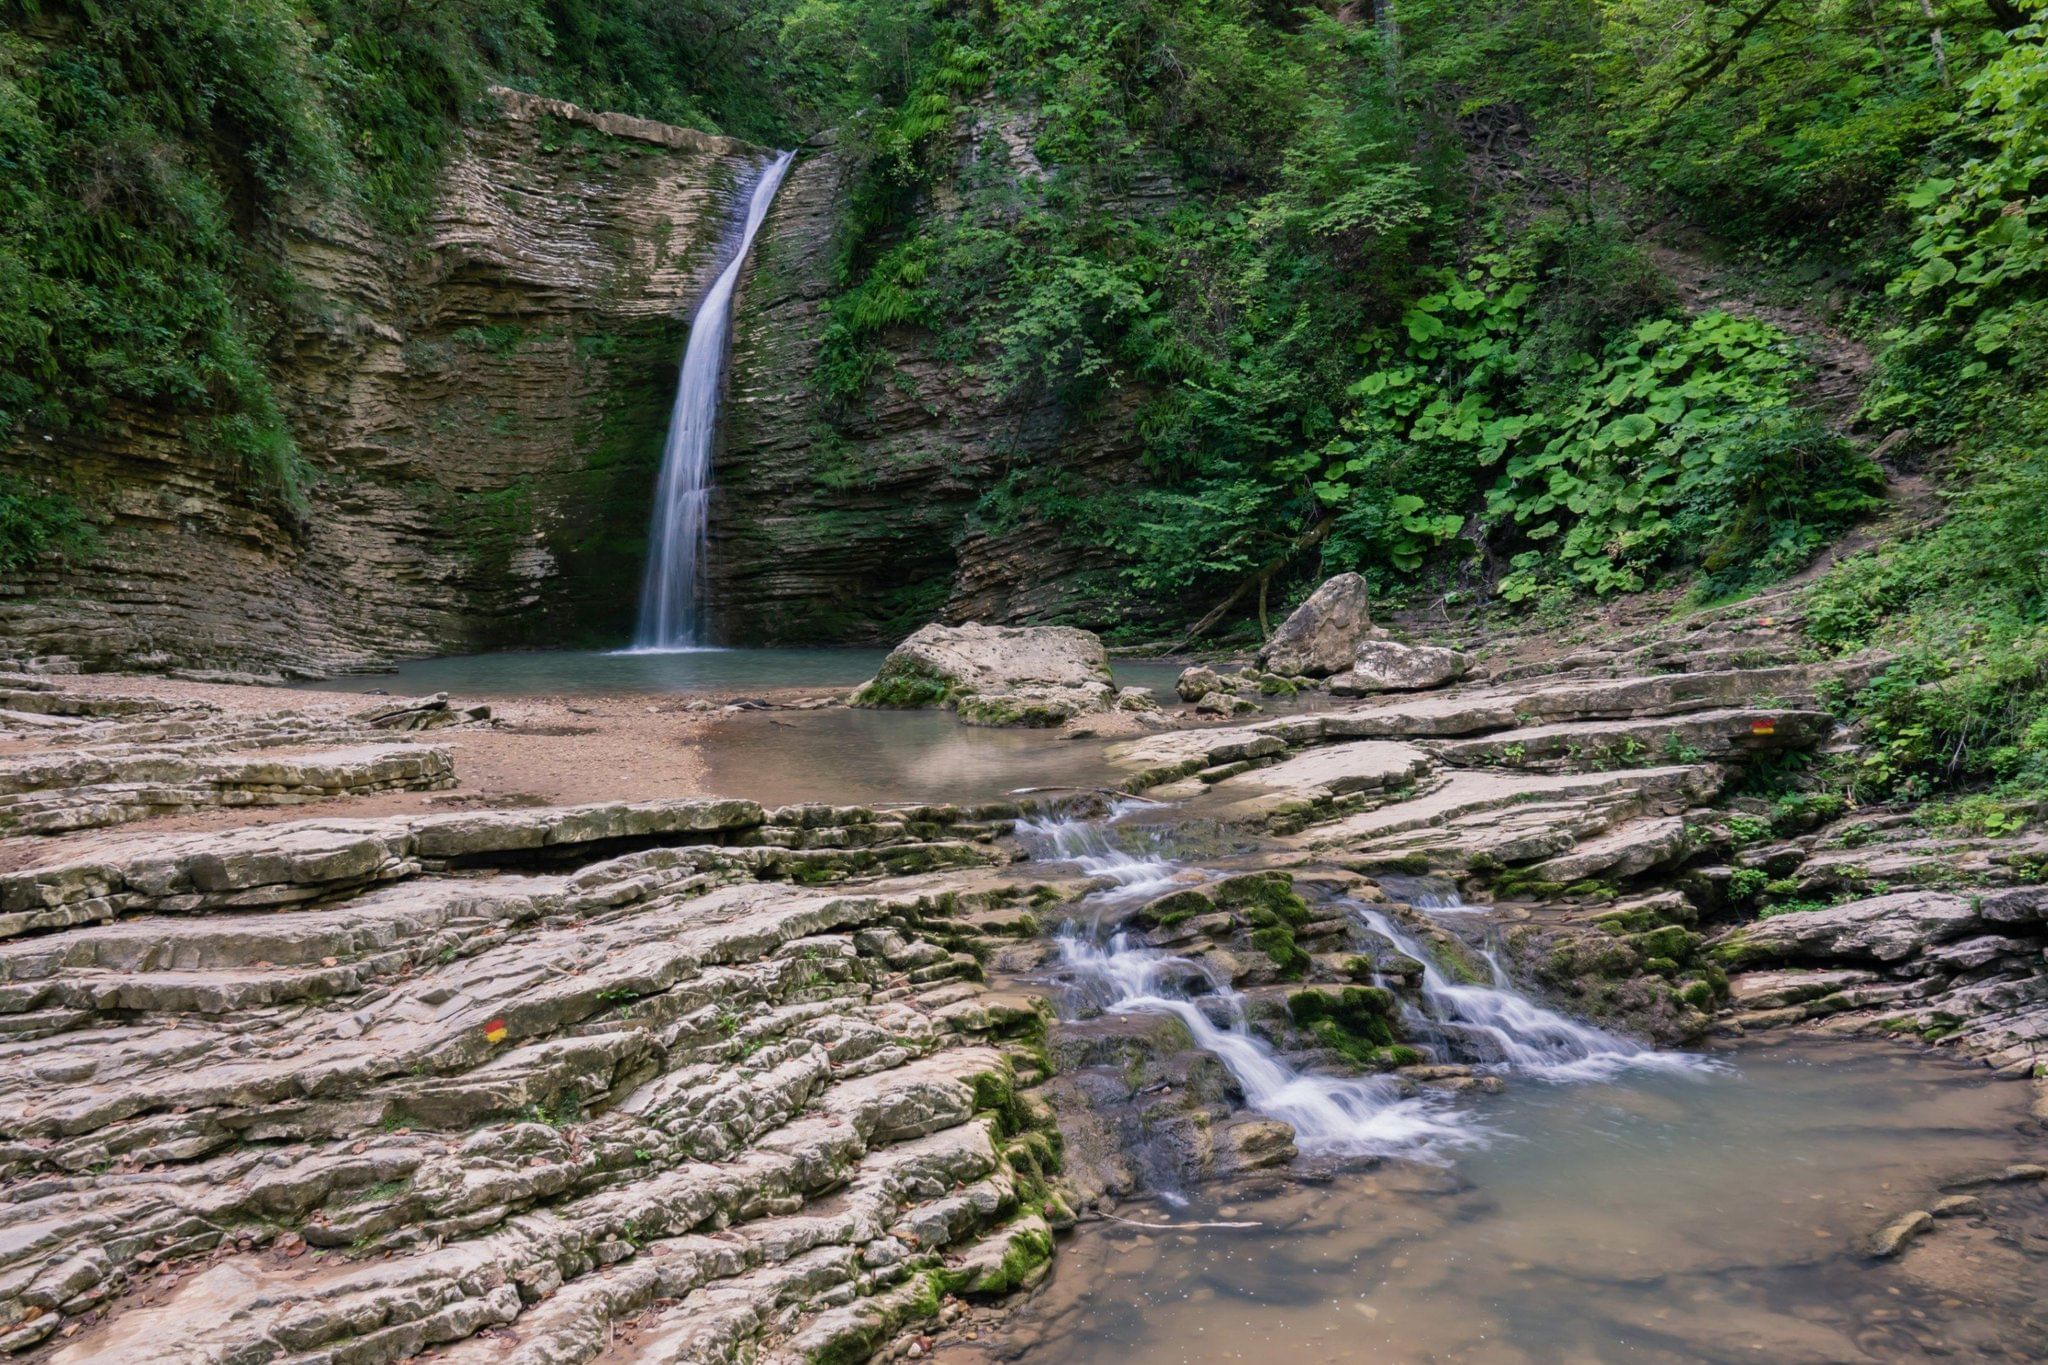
315;652;2044;1358
978;811;2047;1363
947;1038;2042;1363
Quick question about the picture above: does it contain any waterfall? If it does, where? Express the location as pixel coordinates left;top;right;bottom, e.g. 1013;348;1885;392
1018;812;1710;1163
631;149;796;651
1020;815;1477;1160
1349;899;1707;1082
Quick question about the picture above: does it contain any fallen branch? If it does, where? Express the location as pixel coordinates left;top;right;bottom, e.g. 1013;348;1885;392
1098;1214;1263;1231
1173;511;1339;651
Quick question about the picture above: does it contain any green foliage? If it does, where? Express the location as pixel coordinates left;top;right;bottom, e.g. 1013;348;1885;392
803;0;1910;623
1879;15;2048;416
0;473;93;571
1808;79;2048;806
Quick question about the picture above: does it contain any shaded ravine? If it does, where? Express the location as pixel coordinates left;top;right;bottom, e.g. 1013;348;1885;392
633;149;797;650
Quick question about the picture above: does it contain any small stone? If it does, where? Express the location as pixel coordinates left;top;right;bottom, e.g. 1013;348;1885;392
1867;1210;1934;1258
1930;1196;1982;1218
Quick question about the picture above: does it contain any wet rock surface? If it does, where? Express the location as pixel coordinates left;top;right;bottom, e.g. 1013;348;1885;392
5;603;2046;1361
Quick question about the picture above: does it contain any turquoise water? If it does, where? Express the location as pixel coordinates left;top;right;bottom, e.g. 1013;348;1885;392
295;648;1196;699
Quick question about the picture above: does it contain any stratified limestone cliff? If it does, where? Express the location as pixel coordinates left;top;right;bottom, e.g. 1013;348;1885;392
0;91;769;676
711;114;1168;645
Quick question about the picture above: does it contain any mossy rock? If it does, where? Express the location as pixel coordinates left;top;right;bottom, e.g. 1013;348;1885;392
958;1219;1056;1297
1624;924;1700;961
1249;924;1311;979
955;693;1080;728
1213;872;1311;927
1290;986;1402;1064
1138;888;1216;928
851;660;956;709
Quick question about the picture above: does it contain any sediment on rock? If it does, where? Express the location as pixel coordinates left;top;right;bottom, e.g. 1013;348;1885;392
0;790;1066;1362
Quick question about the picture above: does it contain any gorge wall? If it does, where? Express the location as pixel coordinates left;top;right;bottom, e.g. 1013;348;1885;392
709;110;1167;645
0;91;767;676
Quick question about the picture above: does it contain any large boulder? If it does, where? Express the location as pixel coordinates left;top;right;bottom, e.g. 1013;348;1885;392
1258;573;1373;677
850;622;1115;726
1327;639;1470;695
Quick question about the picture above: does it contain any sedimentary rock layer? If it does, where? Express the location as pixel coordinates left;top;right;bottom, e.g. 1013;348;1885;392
1;92;769;674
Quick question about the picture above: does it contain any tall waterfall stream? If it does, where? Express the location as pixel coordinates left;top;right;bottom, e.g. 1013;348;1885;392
633;149;795;650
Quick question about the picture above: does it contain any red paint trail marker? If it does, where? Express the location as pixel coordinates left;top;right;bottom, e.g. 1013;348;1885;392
485;1018;509;1044
1750;719;1777;736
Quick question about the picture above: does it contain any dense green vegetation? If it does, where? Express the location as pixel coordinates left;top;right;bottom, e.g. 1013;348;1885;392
808;0;2007;625
798;0;2042;807
3;0;2043;810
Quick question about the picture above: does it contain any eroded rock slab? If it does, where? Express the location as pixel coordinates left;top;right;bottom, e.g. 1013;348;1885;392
0;800;1062;1363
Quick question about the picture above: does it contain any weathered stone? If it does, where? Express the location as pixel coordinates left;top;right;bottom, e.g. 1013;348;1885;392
1709;891;2035;970
1867;1209;1934;1258
1329;640;1471;696
1258;574;1373;678
852;623;1116;726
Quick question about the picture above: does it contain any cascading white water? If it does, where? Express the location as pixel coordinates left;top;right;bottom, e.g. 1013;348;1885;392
1055;931;1476;1158
1022;815;1476;1159
631;150;796;651
1350;896;1711;1082
1020;812;1710;1160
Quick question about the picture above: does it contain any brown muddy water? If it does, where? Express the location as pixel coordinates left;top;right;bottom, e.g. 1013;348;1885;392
944;1037;2046;1364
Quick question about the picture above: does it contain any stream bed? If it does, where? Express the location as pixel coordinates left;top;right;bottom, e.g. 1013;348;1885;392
304;652;2048;1358
969;811;2048;1363
946;1038;2042;1363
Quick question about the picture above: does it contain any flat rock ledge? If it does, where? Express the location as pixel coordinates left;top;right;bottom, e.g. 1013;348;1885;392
0;688;489;837
0;794;1066;1364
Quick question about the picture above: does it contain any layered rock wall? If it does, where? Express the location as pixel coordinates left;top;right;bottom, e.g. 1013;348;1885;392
1;91;770;674
711;112;1166;644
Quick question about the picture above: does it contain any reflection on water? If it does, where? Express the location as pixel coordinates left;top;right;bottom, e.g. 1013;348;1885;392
695;707;1139;807
294;647;892;697
948;1039;2046;1363
293;648;1201;700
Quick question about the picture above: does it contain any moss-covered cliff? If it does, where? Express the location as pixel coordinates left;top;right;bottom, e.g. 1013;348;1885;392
711;109;1174;645
0;91;766;674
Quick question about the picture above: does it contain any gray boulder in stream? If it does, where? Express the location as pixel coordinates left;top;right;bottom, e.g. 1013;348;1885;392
850;621;1116;726
1258;573;1373;677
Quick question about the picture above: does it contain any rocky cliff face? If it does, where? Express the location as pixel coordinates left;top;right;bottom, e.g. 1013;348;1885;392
710;113;1166;645
0;91;768;676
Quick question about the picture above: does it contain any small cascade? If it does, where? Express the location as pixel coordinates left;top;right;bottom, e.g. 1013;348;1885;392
1055;931;1475;1158
1352;892;1712;1081
1020;815;1475;1159
631;149;796;651
1020;813;1710;1164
